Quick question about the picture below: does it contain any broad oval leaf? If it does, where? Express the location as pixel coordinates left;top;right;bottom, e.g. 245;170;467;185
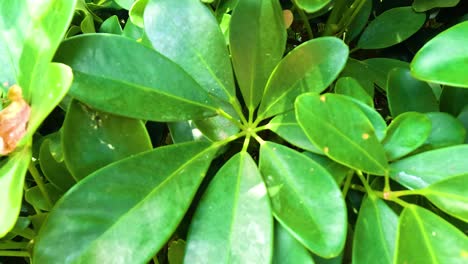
230;0;286;109
54;34;219;121
62;100;152;180
420;112;466;151
348;97;387;142
39;137;76;191
34;141;218;263
335;77;373;107
357;6;425;49
295;0;332;13
268;111;323;154
363;58;409;90
439;86;468;116
395;205;468;264
387;68;439;117
303;152;350;185
352;196;398;264
0;149;31;237
185;152;272;263
382;112;432;161
346;0;372;42
258;37;348;119
411;21;468;88
412;0;460;14
144;0;235;101
260;142;347;258
296;93;388;175
274;222;315;264
390;145;468;189
458;105;468;143
339;59;375;96
420;174;468;222
25;183;61;211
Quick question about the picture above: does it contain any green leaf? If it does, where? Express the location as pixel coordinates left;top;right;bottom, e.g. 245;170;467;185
144;0;235;101
230;0;286;109
0;149;31;237
27;63;73;135
458;105;468;143
129;0;148;28
274;222;315;264
346;0;372;42
352;196;398;264
390;145;468;189
387;68;439;117
395;205;468;264
296;93;388;175
168;121;207;144
420;112;466;150
260;142;347;258
193;102;240;141
168;239;186;264
115;0;134;9
335;77;373;107
25;183;62;211
39;137;76;192
185;152;272;263
339;59;375;96
34;141;218;263
99;15;123;34
0;0;77;101
363;58;409;90
382;112;432;161
258;37;349;119
347;97;387;142
420;174;468;222
302;152;350;185
269;111;323;154
54;34;219;121
412;0;460;12
357;6;425;49
411;21;468;88
62;99;152;180
439;86;468;116
295;0;332;13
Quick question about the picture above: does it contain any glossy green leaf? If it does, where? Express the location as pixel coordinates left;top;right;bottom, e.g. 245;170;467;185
458;105;468;143
269;111;323;154
39;137;76;191
259;37;349;119
363;58;409;90
185;152;272;263
62;99;152;180
412;0;460;13
34;141;218;263
420;174;468;222
387;68;439;117
193;102;240;141
439;86;468;116
99;15;122;34
0;0;77;101
54;34;220;121
115;0;134;9
335;77;373;107
348;97;387;142
168;239;186;264
145;0;235;101
382;112;432;161
390;145;468;189
28;63;73;135
357;7;425;49
230;0;286;109
260;142;347;258
420;112;466;150
295;0;332;13
274;222;315;264
411;21;468;88
339;59;375;96
395;205;468;264
302;152;350;185
168;121;207;144
129;0;147;28
25;183;62;211
296;93;388;175
0;149;31;237
352;196;398;264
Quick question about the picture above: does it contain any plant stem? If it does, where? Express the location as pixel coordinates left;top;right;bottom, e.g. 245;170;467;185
27;163;53;209
10;228;35;240
356;170;375;197
0;242;29;250
229;97;248;125
242;135;251;152
322;0;349;36
293;1;314;39
252;133;266;145
0;250;30;257
341;171;354;197
217;108;245;129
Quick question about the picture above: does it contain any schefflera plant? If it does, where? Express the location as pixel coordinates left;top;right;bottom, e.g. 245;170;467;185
32;1;468;264
34;0;349;262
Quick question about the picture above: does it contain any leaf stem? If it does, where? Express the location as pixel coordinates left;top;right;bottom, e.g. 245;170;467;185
356;170;375;197
28;163;53;209
293;1;314;39
217;108;245;129
242;135;251;152
341;171;354;197
10;228;35;240
0;250;30;257
252;133;266;145
0;242;29;250
229;97;248;125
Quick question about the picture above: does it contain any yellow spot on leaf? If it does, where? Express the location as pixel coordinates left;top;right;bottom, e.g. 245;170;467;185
323;147;329;153
0;85;31;155
320;95;326;102
362;133;370;140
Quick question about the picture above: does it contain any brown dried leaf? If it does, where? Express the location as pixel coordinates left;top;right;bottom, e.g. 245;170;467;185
0;85;31;155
